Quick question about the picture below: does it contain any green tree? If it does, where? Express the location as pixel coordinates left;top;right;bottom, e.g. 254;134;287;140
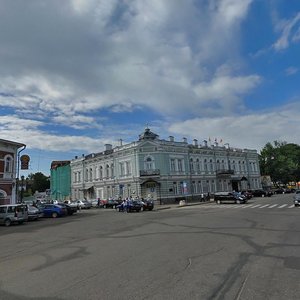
260;141;300;184
27;172;50;193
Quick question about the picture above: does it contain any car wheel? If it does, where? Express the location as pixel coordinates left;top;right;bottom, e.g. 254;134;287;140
217;200;221;204
261;194;265;197
52;212;58;218
236;199;241;204
4;218;11;227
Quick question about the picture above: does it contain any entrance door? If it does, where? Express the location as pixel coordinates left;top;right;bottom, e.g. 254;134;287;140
145;182;157;200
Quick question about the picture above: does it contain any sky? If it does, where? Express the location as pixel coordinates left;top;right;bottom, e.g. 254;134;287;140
1;0;300;177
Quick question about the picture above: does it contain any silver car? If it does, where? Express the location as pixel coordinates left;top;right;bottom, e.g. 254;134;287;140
293;190;300;207
0;204;28;226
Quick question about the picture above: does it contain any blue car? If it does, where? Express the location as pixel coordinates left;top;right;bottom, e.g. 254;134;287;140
42;204;67;218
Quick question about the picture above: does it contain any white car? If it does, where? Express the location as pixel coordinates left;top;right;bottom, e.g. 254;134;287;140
75;200;92;209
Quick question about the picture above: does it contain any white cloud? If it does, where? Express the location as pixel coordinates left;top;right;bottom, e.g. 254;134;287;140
273;12;300;51
285;66;298;76
0;0;257;122
168;101;300;151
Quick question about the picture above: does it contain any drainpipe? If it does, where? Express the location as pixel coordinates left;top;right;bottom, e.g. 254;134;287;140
16;145;26;203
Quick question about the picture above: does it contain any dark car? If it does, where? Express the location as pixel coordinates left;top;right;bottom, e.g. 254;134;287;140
142;199;154;211
127;200;143;212
241;191;253;200
273;188;285;194
42;204;67;218
103;199;119;209
251;189;272;197
214;192;247;204
58;203;77;215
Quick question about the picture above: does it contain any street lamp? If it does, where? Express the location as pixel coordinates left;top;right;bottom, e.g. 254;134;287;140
20;175;25;203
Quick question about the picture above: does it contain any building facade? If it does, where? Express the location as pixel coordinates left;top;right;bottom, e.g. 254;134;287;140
0;139;26;205
50;161;71;201
71;128;262;204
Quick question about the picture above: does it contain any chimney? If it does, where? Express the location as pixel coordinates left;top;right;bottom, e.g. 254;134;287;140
105;144;112;151
119;139;123;146
203;140;208;147
193;139;198;146
75;156;78;159
169;136;174;142
183;137;187;143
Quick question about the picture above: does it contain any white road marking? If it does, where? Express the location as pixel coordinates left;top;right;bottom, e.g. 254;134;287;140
259;204;270;208
278;204;288;208
268;204;278;208
250;204;262;208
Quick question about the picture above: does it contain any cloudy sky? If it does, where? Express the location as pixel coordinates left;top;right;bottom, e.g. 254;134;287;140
1;0;300;176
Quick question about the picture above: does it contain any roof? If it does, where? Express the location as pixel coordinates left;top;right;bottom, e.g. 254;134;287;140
0;138;26;148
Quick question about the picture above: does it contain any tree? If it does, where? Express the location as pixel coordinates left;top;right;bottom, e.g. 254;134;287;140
27;172;50;193
259;141;300;184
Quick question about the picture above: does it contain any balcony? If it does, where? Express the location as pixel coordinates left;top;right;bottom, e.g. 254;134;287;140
216;169;234;176
140;169;160;176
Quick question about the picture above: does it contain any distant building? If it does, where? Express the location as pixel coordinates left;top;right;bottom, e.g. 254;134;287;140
0;139;26;205
50;161;71;201
70;128;261;204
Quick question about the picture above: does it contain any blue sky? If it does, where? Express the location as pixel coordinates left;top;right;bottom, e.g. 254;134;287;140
0;0;300;177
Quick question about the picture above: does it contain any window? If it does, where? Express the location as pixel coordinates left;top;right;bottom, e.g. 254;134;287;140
111;164;114;178
145;157;153;170
196;159;201;173
126;161;132;175
216;160;220;170
190;159;194;173
106;164;110;178
89;168;93;181
173;182;178;194
170;159;176;172
120;163;125;176
4;156;13;173
204;159;208;172
99;166;103;179
178;159;183;172
209;159;214;172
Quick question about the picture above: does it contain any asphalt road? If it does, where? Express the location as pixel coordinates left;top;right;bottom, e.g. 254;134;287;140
0;194;299;300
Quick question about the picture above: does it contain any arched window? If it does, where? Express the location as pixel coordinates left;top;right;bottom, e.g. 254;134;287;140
204;159;208;172
106;164;110;178
190;158;194;172
4;155;13;173
99;166;103;179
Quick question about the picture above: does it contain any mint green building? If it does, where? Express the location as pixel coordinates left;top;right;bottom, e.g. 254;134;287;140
50;161;71;201
70;128;262;204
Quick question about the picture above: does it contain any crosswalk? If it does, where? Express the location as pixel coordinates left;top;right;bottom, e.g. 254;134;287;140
199;203;296;209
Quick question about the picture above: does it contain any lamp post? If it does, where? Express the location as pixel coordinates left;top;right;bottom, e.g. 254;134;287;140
20;175;24;203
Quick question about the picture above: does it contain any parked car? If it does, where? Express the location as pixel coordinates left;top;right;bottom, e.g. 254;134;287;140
142;199;154;211
0;204;28;226
293;190;300;207
75;200;92;209
214;192;247;204
127;200;143;212
241;191;253;200
103;199;119;209
42;204;68;218
58;203;77;215
251;189;272;197
273;188;285;194
27;205;40;221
